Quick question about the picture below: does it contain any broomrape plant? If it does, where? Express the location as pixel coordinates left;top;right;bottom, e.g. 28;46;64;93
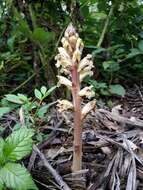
55;24;96;172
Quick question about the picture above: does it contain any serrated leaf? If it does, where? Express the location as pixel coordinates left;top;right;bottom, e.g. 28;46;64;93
40;86;47;95
34;89;42;100
0;107;11;118
5;94;23;104
0;163;37;190
4;127;34;161
109;84;125;97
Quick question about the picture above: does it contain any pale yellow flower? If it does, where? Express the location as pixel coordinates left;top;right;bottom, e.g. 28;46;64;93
78;54;93;72
79;70;93;82
81;100;96;119
76;38;84;52
79;86;95;99
58;47;70;58
55;49;72;70
57;75;72;89
57;99;73;112
72;49;81;62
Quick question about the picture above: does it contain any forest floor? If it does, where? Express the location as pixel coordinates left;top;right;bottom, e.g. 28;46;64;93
2;84;143;190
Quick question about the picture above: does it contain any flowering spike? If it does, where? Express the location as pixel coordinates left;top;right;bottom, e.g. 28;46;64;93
55;23;96;172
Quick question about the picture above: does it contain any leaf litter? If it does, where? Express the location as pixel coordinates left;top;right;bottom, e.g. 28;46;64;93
1;87;143;189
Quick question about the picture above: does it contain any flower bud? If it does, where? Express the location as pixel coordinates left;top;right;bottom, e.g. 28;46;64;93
72;49;81;62
65;23;77;38
57;99;73;112
76;38;84;52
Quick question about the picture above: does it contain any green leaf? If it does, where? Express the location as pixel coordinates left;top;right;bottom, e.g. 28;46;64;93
127;48;141;58
0;163;37;190
5;94;23;104
138;40;143;51
40;86;47;95
0;107;11;118
109;84;125;97
17;94;28;102
139;31;143;38
0;177;3;190
7;36;15;51
37;103;52;118
4;127;34;161
102;61;111;70
92;47;106;56
45;86;57;97
103;61;118;70
0;138;5;165
37;105;49;118
34;89;42;100
32;27;53;44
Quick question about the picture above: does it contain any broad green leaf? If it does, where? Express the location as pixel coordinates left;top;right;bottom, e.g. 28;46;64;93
126;48;141;58
138;40;143;51
34;89;42;100
0;163;37;190
0;107;11;118
17;94;28;102
109;84;125;97
102;61;119;71
40;86;47;95
5;94;23;104
4;127;34;161
37;105;49;118
103;61;111;70
37;102;55;118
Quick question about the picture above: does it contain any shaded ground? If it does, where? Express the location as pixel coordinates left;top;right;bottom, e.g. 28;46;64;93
1;85;143;190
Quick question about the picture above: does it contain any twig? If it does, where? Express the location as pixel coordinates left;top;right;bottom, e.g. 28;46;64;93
33;145;72;190
97;109;143;128
10;72;36;93
135;84;143;104
97;4;114;48
38;119;63;149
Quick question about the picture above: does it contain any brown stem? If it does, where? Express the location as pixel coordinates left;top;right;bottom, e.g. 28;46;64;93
71;63;82;172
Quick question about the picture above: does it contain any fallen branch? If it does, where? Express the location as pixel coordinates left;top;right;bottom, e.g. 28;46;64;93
97;109;143;128
33;145;72;190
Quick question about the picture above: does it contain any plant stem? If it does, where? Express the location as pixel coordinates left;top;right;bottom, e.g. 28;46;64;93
71;63;82;172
